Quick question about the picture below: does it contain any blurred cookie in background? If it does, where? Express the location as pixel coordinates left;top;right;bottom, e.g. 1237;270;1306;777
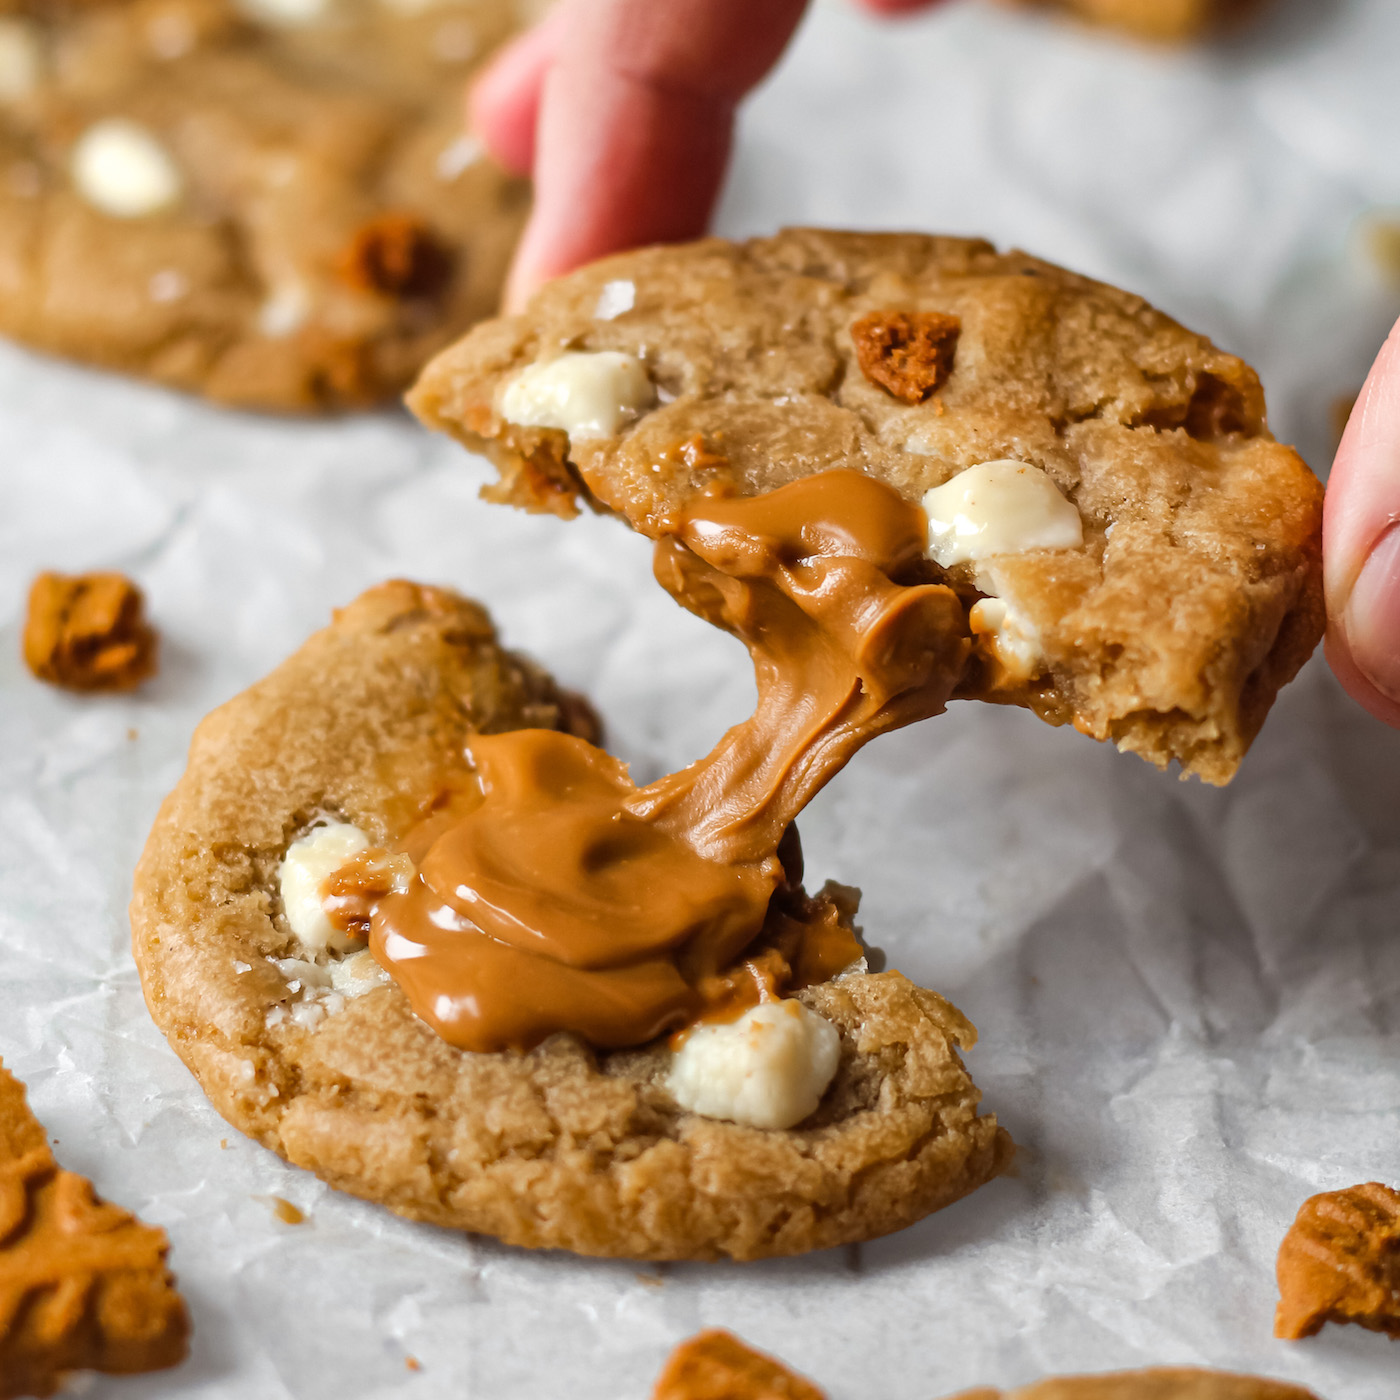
0;0;535;410
998;0;1269;43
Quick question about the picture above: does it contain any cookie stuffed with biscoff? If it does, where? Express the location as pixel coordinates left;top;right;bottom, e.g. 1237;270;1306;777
131;581;1011;1262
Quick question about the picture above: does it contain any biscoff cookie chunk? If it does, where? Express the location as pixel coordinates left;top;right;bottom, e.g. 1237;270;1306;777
22;570;157;691
1275;1181;1400;1341
0;0;532;410
410;229;1324;785
945;1372;1320;1400
131;581;1010;1261
652;1330;825;1400
0;1062;189;1399
998;0;1267;43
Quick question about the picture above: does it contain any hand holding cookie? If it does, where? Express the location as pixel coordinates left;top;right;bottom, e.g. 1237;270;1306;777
1324;321;1400;731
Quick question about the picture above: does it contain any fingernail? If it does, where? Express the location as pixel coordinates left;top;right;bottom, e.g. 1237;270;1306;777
1344;523;1400;702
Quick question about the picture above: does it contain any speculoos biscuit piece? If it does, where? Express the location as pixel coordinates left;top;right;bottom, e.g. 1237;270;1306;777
23;570;157;691
409;228;1324;786
0;1062;189;1399
1275;1181;1400;1341
130;581;1011;1261
651;1330;826;1400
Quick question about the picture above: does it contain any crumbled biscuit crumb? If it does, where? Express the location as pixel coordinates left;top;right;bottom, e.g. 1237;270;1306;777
850;309;960;404
338;212;454;299
0;1061;189;1398
22;571;158;692
651;1330;825;1400
1275;1181;1400;1340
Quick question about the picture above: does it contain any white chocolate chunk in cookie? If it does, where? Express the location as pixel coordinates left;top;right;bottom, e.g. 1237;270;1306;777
498;351;654;440
594;280;636;321
923;460;1083;568
0;19;41;102
436;134;483;182
70;120;183;219
667;1000;842;1131
330;948;389;996
278;822;371;956
970;595;1043;682
259;280;311;338
236;0;332;26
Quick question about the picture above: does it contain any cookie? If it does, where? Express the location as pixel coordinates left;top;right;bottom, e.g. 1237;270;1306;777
409;228;1324;785
1274;1181;1400;1341
998;0;1266;42
0;1061;189;1399
131;581;1010;1261
0;0;533;410
651;1330;825;1400
22;570;157;691
945;1372;1321;1400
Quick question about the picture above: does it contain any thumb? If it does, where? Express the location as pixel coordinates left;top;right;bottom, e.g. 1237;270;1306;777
1324;314;1400;728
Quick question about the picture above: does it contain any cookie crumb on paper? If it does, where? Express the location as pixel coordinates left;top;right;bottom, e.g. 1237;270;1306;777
22;571;157;692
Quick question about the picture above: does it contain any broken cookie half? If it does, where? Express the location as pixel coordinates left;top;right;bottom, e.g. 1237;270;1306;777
132;582;1010;1262
410;228;1324;785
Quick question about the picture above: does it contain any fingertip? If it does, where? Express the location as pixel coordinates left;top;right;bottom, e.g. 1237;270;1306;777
467;8;566;175
1326;626;1400;730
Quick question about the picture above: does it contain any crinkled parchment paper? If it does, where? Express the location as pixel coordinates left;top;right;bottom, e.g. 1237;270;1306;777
3;1;1400;1396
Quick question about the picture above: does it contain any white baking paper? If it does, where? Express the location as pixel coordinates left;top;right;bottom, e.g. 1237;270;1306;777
3;1;1400;1396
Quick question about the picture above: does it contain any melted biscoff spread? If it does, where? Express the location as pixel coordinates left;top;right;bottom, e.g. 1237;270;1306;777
327;470;968;1052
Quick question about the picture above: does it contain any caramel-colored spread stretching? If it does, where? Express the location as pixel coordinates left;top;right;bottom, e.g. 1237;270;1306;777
329;471;967;1052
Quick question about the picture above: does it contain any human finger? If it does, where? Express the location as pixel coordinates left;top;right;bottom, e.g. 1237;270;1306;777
1324;315;1400;728
504;0;809;310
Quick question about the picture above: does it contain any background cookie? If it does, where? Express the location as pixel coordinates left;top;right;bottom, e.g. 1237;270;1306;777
410;228;1324;785
130;581;1010;1261
996;0;1267;43
0;0;534;409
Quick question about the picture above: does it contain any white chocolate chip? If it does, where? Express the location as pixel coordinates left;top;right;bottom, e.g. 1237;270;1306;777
148;268;188;303
329;948;389;997
922;460;1083;568
436;133;483;182
0;18;42;102
258;280;311;338
593;280;636;321
233;960;252;974
667;1000;842;1131
290;1001;326;1031
70;119;183;219
278;822;372;956
498;351;654;441
236;0;331;25
969;595;1043;682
